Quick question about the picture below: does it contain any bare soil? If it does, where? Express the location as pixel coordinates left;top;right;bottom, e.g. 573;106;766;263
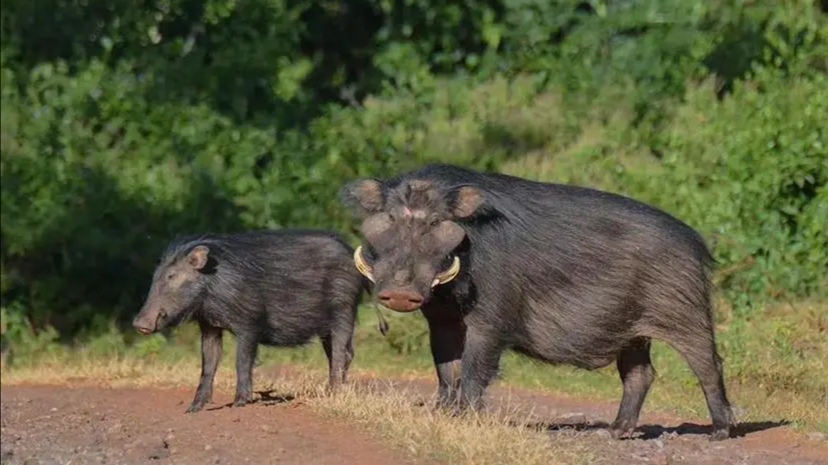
0;384;422;465
2;368;827;465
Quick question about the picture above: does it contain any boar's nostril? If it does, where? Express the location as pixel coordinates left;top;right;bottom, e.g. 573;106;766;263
378;290;424;312
132;319;153;335
133;309;163;335
379;290;416;303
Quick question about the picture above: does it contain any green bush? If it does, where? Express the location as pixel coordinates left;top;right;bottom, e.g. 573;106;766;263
627;68;828;302
0;0;826;340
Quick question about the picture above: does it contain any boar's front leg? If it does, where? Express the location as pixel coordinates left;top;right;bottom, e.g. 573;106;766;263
187;322;223;413
458;324;503;412
424;308;466;410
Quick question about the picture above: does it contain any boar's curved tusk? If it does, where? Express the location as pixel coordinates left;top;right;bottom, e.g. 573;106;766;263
432;256;461;287
353;246;375;283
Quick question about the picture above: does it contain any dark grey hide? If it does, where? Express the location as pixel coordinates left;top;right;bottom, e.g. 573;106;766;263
341;163;735;441
133;230;364;413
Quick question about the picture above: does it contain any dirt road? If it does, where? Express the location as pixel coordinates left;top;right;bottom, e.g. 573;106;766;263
1;371;826;465
0;384;424;465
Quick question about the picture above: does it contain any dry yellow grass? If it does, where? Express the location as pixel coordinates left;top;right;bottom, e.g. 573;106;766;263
1;357;592;465
310;380;592;465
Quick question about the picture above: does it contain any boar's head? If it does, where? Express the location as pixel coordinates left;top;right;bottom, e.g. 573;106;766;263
341;177;485;312
133;244;213;334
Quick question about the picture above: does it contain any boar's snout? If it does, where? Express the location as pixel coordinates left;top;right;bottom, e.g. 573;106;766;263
132;308;166;335
378;289;424;312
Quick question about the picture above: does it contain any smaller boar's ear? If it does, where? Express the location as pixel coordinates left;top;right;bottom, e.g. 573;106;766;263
340;179;385;217
451;186;485;218
187;245;210;270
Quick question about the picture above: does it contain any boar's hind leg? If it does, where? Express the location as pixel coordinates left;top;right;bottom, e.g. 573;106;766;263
233;334;258;407
321;329;354;390
323;299;358;390
666;326;735;441
321;334;334;387
187;322;223;413
610;337;655;439
343;337;355;381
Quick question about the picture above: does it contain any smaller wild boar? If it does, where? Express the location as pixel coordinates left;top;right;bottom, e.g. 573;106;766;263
132;230;364;413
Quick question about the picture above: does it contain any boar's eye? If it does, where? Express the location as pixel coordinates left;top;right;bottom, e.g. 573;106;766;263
166;272;175;281
429;218;440;227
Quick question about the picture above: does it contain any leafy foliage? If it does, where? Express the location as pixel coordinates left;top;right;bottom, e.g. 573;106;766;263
0;0;826;339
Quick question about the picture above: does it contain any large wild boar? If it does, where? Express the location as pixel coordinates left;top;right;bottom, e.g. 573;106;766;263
340;163;735;441
132;230;364;413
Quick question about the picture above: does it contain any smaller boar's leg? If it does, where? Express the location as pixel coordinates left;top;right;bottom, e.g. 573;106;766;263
342;337;355;382
321;334;334;386
322;299;358;390
187;322;223;413
321;332;352;390
233;335;259;407
427;319;466;409
458;326;503;412
610;337;655;439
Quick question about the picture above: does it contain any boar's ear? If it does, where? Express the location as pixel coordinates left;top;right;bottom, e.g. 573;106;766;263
187;245;210;270
362;212;394;243
340;179;385;217
451;186;485;219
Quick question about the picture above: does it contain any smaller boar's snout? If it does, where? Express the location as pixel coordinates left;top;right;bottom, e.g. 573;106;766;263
378;290;424;312
132;309;165;335
132;318;153;335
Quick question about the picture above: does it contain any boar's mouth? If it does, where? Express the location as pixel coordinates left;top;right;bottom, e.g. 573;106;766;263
353;245;461;288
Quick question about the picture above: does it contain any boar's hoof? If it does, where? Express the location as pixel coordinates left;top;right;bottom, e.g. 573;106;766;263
185;403;205;414
609;422;636;440
709;427;731;442
444;403;475;419
433;399;456;412
432;401;463;417
232;395;253;408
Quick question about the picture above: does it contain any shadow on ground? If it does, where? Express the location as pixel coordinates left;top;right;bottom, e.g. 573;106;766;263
205;390;297;411
518;418;791;440
347;373;795;442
